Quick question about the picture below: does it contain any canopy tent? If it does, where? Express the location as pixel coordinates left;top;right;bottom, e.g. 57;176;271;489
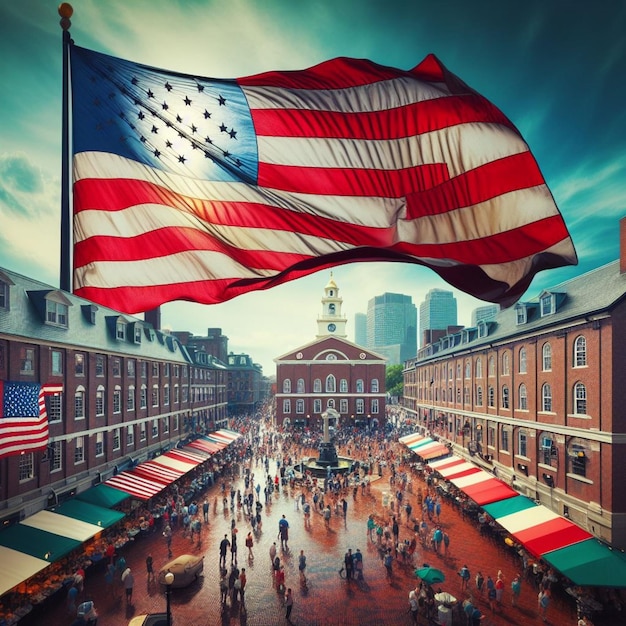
436;459;626;588
76;483;129;508
542;539;626;588
20;510;104;543
105;470;167;501
437;461;477;478
212;429;241;443
51;499;126;530
400;433;451;462
186;436;223;455
0;546;49;597
204;434;229;449
163;448;206;466
0;523;81;562
133;459;185;484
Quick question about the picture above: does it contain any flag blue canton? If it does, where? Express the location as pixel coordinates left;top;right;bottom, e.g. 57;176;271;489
3;382;40;418
71;46;258;183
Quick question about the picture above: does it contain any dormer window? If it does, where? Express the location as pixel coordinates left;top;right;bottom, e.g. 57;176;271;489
477;320;488;338
116;319;127;340
0;271;14;311
134;325;142;344
515;304;527;325
540;293;555;317
45;296;69;328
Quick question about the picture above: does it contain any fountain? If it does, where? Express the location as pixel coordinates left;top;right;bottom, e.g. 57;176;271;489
301;408;353;477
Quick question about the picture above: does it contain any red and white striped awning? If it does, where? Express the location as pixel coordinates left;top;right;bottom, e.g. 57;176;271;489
105;471;166;500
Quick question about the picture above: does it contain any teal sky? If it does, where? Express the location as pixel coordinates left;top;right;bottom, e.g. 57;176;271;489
1;0;625;372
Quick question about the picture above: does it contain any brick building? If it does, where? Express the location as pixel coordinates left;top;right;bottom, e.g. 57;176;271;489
0;267;228;523
402;219;626;548
275;275;387;430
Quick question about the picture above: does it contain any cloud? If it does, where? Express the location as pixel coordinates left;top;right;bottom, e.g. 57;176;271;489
0;154;44;210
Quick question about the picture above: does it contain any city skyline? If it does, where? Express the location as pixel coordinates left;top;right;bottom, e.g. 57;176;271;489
1;1;624;373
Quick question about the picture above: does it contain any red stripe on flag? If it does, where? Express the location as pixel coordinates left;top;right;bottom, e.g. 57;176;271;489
251;94;513;140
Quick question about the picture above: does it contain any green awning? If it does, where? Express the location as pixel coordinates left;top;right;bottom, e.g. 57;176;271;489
0;524;81;563
483;495;537;520
542;538;626;588
51;499;126;529
76;483;130;508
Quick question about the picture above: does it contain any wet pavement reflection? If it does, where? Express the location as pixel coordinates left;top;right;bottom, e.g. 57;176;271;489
44;438;598;626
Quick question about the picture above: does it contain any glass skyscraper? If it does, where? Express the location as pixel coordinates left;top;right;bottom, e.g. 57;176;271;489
366;293;417;365
419;289;457;346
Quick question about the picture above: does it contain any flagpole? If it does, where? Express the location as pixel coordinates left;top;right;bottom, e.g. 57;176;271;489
59;3;73;293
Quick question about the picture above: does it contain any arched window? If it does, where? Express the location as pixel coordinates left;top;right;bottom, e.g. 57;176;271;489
340;379;348;393
542;383;552;412
297;378;305;393
127;385;135;412
113;385;122;414
573;382;587;415
325;375;336;393
475;357;483;378
519;347;527;374
95;384;105;416
356;379;364;393
74;386;86;420
542;343;552;371
502;352;510;375
488;386;495;407
518;383;528;410
501;385;510;409
574;336;587;367
283;399;291;413
476;385;483;406
283;379;291;394
371;379;379;393
313;378;322;393
488;356;495;377
456;363;461;379
296;399;304;414
465;360;471;379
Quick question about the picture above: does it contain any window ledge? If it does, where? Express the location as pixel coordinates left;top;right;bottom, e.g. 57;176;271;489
567;414;591;420
566;472;593;485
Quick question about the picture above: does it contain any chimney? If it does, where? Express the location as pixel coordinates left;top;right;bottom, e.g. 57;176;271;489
621;217;626;275
144;306;161;330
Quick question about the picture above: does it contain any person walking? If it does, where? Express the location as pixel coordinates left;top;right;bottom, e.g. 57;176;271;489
511;573;521;606
344;549;354;581
231;528;238;565
219;534;230;569
298;550;307;583
203;498;210;522
245;531;254;559
279;515;290;549
459;564;471;591
270;542;278;564
163;524;172;558
284;587;294;622
121;567;134;605
145;554;154;582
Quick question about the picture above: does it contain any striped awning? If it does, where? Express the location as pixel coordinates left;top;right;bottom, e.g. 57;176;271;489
133;460;185;484
400;433;450;462
105;470;167;500
186;436;222;454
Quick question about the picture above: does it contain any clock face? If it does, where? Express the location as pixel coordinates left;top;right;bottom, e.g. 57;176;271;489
327;323;336;332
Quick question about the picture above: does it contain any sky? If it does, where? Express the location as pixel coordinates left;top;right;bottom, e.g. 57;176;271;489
1;0;625;374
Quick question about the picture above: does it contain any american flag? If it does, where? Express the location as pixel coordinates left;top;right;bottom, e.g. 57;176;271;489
70;46;577;314
0;381;63;459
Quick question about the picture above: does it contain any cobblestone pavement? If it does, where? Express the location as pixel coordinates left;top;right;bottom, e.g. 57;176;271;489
43;446;618;626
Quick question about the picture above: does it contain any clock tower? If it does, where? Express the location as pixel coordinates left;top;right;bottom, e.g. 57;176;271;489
316;273;348;338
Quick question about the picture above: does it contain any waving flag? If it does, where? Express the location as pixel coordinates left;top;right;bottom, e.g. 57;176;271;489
0;381;63;458
70;45;576;314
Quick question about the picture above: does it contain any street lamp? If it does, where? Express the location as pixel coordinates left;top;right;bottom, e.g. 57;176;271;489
164;570;174;626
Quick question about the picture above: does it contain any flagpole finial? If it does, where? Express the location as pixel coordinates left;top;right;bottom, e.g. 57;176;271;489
58;3;73;30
